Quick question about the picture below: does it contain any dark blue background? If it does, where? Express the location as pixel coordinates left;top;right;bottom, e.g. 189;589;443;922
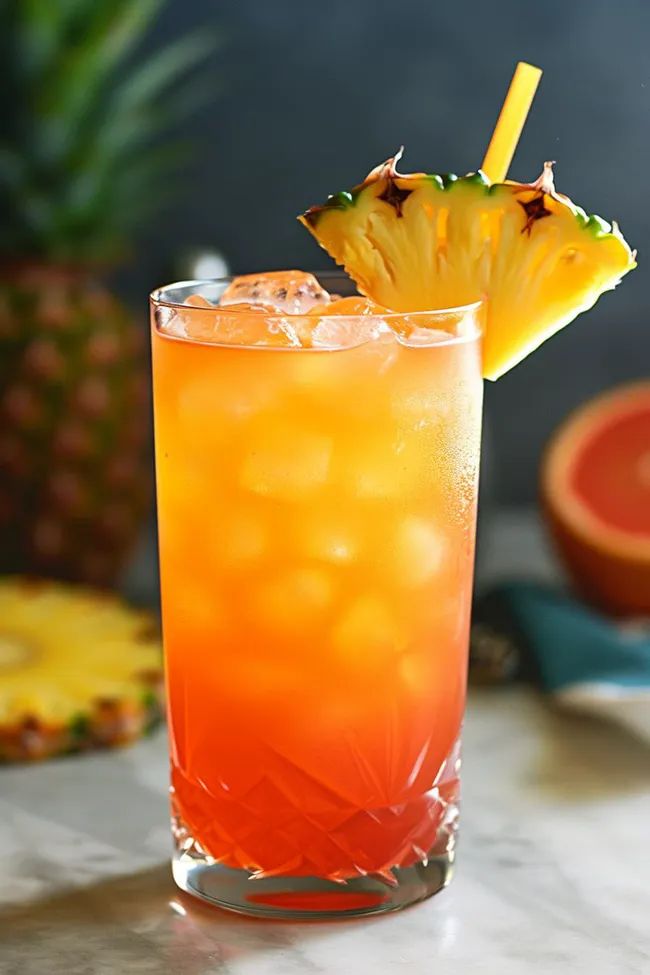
137;0;650;504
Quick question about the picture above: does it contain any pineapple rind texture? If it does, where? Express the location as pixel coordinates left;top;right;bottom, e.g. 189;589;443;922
0;268;150;584
0;578;163;762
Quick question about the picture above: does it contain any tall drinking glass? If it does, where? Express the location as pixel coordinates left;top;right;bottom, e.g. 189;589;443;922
150;275;483;918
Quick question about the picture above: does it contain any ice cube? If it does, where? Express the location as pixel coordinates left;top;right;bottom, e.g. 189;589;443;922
183;302;302;347
319;297;387;316
310;317;385;350
216;509;267;567
399;649;434;696
186;294;214;308
296;509;358;565
155;305;187;338
331;595;406;671
179;367;276;426
395;327;455;347
156;293;217;338
304;296;387;349
154;293;218;340
219;271;330;314
389;348;455;427
386;310;465;347
393;517;446;587
341;436;419;500
253;567;333;633
240;428;332;500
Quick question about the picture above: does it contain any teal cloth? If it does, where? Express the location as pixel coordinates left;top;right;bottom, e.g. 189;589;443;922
490;582;650;740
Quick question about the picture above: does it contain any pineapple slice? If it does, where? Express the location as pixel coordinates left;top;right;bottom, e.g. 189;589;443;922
0;578;163;761
299;153;636;379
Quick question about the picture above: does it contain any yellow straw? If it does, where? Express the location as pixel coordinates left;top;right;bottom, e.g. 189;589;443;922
481;62;542;183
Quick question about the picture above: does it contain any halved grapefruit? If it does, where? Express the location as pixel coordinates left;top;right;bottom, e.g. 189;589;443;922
542;382;650;615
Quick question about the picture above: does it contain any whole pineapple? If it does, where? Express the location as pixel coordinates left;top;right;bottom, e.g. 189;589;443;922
0;2;213;585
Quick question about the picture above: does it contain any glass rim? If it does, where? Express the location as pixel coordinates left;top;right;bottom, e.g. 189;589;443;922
150;275;483;321
150;274;483;352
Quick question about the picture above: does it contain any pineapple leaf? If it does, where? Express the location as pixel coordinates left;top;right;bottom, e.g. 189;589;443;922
110;144;194;224
14;1;94;76
34;143;192;262
65;30;220;177
13;1;62;77
152;71;224;124
0;149;23;192
0;0;218;261
115;31;219;114
38;0;164;112
34;0;165;153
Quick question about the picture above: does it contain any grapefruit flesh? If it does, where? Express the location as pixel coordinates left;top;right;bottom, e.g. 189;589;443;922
542;382;650;616
571;406;650;536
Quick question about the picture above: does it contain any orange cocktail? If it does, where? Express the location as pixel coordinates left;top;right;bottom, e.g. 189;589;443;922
151;274;482;917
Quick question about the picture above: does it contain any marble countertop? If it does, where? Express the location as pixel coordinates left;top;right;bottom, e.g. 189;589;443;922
1;688;649;975
1;510;649;974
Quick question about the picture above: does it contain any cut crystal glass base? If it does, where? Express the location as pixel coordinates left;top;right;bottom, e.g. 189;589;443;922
171;811;457;920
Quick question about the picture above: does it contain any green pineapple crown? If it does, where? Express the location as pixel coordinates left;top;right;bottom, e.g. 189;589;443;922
0;0;217;264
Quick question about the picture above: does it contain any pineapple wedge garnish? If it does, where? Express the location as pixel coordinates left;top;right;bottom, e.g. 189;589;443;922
300;153;635;379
